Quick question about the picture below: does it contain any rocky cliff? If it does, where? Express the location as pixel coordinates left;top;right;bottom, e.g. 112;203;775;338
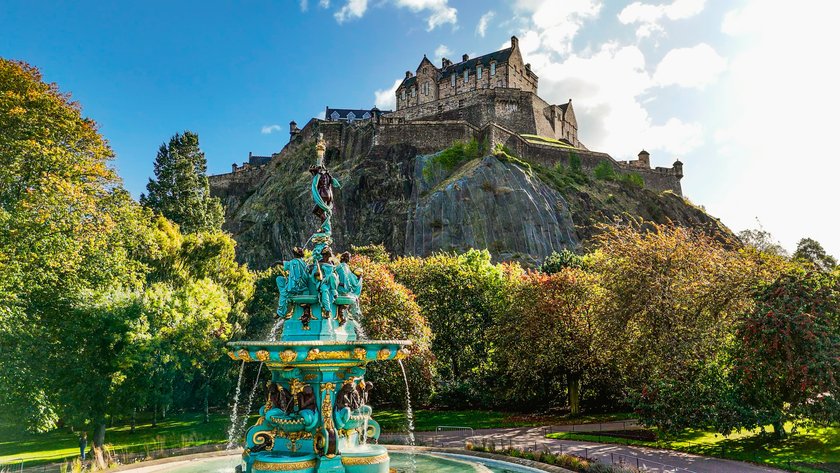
214;135;729;270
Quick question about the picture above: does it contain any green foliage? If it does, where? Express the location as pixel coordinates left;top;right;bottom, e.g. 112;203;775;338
492;143;532;174
422;138;485;182
351;243;391;263
140;131;224;233
540;249;585;273
593;162;617;181
792;237;837;272
391;249;514;407
351;256;435;406
733;270;840;432
619;172;644;188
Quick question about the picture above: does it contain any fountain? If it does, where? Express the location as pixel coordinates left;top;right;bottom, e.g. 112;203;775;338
226;134;411;473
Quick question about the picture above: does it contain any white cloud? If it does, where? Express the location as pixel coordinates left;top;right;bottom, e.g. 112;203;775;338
476;10;495;37
334;0;368;23
374;79;402;110
261;125;282;134
393;0;457;31
515;0;602;55
319;0;330;7
434;44;452;60
300;0;308;12
618;0;705;39
332;0;456;30
706;1;840;257
653;43;727;88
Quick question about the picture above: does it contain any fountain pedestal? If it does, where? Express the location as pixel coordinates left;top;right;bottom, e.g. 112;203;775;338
227;134;411;473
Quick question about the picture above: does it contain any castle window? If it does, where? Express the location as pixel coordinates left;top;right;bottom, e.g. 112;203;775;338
424;82;430;95
490;62;496;76
451;74;456;87
477;65;482;79
401;90;406;100
330;111;340;121
347;111;356;122
411;87;416;97
463;69;469;82
362;112;371;119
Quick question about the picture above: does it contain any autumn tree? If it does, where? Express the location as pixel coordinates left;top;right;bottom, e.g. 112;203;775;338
141;131;224;233
490;269;607;413
352;255;435;406
590;222;776;431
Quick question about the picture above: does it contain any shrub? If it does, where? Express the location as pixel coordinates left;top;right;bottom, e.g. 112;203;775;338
594;161;617;181
423;138;485;182
619;172;644;188
539;249;585;273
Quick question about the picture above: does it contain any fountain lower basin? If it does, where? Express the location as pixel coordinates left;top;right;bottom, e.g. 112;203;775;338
227;340;411;473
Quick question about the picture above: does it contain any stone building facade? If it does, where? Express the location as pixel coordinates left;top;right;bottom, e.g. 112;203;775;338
210;37;685;196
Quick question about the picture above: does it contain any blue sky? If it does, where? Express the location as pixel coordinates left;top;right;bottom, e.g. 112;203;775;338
2;1;839;256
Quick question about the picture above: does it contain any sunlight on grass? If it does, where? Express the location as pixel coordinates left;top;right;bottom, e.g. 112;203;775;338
547;422;840;473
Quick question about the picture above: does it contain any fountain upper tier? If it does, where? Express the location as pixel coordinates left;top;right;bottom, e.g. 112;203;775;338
226;340;412;367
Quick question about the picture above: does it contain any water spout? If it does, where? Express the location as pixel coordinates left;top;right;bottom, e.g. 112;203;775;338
398;359;417;472
236;362;264;441
226;360;246;449
268;319;284;342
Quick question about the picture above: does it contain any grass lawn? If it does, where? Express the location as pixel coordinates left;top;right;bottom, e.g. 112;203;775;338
375;409;634;433
0;413;245;468
547;423;840;473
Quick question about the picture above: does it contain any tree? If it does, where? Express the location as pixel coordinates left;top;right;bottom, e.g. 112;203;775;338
539;249;585;274
589;222;777;431
737;227;788;257
490;269;608;413
792;237;837;272
0;59;148;438
733;270;840;436
352;255;435;406
391;250;511;406
140;131;224;233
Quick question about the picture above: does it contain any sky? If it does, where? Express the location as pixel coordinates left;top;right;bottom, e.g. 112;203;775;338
2;0;839;257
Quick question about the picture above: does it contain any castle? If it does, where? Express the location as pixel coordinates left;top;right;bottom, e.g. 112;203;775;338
213;37;684;196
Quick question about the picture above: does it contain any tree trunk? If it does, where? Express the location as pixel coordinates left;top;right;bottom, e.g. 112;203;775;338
162;404;167;420
204;380;210;424
568;374;581;415
92;421;107;470
773;420;786;438
152;403;157;428
130;408;136;434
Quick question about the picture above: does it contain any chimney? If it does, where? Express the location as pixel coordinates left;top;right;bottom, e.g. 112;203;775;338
525;63;531;71
511;35;519;49
462;54;469;62
405;71;413;79
442;57;452;68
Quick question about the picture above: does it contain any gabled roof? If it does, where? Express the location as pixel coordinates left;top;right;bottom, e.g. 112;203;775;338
440;47;513;79
398;75;417;89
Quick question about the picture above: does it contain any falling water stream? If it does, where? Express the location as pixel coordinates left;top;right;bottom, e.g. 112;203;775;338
236;362;264;440
268;319;284;341
225;361;246;449
398;359;417;473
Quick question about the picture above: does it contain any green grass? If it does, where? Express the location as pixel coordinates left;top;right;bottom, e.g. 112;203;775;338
547;423;840;473
519;134;579;150
0;412;248;468
375;409;634;433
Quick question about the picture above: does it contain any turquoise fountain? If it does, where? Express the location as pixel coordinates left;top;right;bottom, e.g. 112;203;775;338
227;134;411;473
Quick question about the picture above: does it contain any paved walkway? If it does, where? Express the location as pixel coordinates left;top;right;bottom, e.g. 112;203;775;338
384;423;784;473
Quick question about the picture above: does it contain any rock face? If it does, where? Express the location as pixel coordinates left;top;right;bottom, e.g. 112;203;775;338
213;136;729;270
406;155;579;264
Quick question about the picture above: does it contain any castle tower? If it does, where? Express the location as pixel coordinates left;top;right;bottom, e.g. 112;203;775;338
638;150;650;168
